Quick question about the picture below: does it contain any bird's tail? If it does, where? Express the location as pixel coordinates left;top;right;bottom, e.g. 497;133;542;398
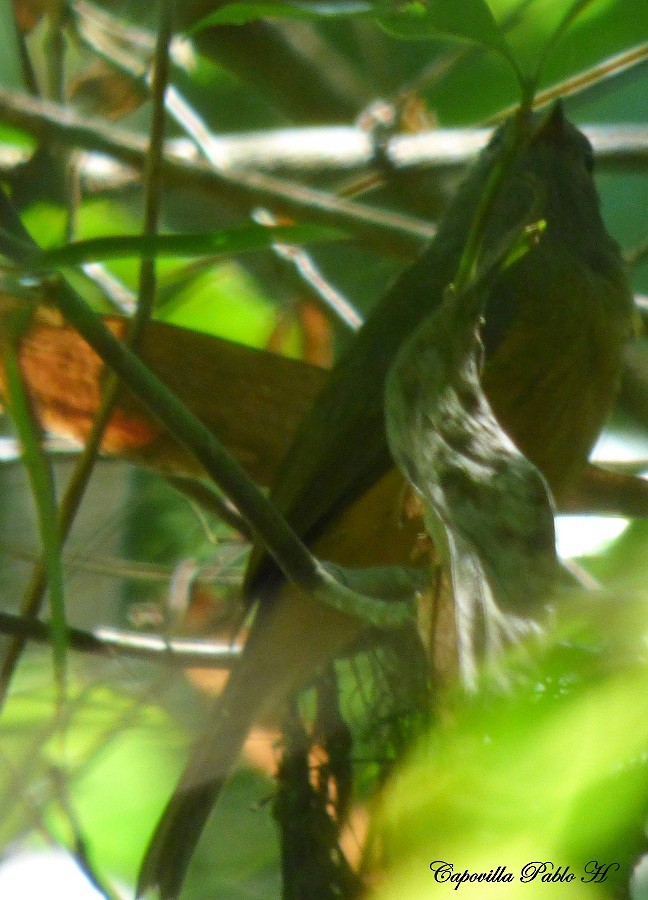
137;584;362;898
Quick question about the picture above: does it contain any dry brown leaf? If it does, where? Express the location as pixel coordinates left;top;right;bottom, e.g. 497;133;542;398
0;310;326;486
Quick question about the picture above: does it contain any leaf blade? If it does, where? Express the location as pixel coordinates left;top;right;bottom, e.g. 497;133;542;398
187;1;373;30
35;223;347;270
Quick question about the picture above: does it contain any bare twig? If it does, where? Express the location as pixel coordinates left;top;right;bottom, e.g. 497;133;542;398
0;609;239;667
253;209;363;332
78;262;137;314
0;115;644;195
134;0;174;331
71;0;193;73
490;41;648;124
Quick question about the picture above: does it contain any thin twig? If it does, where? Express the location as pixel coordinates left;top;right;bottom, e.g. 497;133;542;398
0;536;245;585
133;0;174;333
11;9;40;96
489;41;648;124
78;262;137;314
0;609;240;667
253;209;363;332
71;0;193;72
166;473;253;538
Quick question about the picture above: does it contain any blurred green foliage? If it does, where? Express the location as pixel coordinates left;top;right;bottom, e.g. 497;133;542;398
377;600;648;898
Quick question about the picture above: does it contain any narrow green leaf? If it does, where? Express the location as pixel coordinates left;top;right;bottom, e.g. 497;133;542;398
34;223;347;270
2;327;67;693
500;219;547;271
187;1;373;30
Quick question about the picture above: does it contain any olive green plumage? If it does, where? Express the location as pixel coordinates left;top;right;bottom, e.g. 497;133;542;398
248;103;632;593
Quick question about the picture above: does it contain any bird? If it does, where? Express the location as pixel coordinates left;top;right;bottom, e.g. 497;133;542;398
138;102;634;897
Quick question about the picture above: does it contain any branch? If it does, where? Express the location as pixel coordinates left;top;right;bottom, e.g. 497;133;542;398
1;115;645;186
0;88;435;256
0;610;240;667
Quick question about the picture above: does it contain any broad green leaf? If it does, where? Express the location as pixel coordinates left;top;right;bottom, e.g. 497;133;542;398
426;0;648;124
377;622;648;899
377;0;524;91
187;1;373;30
34;223;347;269
546;0;603;53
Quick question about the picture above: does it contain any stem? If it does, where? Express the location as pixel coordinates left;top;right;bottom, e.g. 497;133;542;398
135;0;174;333
454;106;531;294
45;0;66;103
45;275;412;628
0;2;176;709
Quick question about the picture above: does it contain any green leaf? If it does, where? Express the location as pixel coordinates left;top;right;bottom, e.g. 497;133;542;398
377;0;507;48
377;621;648;899
187;1;373;30
376;0;524;90
0;3;27;89
548;0;602;51
33;223;347;270
1;324;68;693
531;0;604;87
500;219;547;271
0;661;186;880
